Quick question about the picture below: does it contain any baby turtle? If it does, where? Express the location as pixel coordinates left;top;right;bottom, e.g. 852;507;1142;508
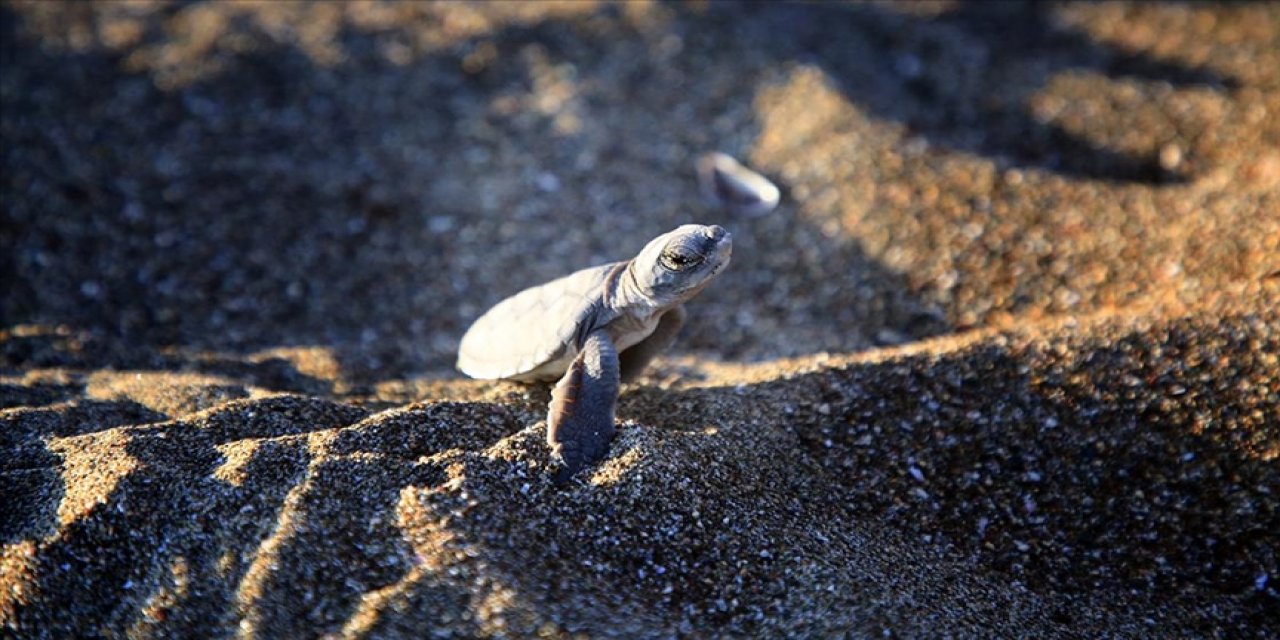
458;224;732;482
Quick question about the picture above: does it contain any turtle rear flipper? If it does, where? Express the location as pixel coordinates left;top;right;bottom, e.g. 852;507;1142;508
548;330;620;484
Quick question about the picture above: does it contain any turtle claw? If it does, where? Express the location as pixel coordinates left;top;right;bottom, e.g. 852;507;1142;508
551;462;577;487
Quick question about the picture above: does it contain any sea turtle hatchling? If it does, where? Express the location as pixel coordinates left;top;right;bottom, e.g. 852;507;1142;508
457;224;732;482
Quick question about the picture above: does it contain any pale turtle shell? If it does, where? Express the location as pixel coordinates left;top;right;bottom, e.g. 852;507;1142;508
456;262;621;381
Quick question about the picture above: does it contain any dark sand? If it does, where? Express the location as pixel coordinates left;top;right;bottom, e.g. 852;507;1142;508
2;1;1278;637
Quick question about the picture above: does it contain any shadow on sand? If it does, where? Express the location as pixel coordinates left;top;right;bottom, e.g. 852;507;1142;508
4;1;1236;381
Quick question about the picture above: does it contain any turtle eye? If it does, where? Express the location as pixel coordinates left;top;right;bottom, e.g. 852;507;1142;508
660;250;700;271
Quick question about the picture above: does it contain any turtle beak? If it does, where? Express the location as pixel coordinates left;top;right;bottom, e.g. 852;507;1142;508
706;226;731;269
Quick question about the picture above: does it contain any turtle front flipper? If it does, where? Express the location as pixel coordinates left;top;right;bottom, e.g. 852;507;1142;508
619;305;686;383
548;329;620;484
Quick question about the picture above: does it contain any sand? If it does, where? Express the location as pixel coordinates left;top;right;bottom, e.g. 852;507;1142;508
2;1;1278;637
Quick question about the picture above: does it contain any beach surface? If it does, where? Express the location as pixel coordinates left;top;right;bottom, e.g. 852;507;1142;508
3;1;1278;637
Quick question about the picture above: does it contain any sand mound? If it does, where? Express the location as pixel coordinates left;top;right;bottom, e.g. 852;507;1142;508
3;296;1276;637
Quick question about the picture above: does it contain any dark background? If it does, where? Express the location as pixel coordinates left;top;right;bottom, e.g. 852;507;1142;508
3;0;1276;381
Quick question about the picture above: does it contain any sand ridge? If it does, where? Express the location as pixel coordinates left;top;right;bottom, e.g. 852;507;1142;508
4;294;1277;637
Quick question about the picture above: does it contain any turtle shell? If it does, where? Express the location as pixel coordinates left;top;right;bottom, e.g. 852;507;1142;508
456;262;621;381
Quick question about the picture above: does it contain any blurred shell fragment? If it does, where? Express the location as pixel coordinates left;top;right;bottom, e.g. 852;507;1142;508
697;152;781;217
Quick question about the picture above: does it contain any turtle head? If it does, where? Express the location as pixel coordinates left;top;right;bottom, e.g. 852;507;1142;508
630;224;732;304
